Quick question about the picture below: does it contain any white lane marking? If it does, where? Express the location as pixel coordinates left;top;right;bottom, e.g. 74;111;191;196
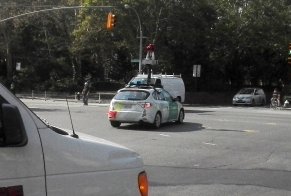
217;119;230;122
243;130;259;133
266;122;277;125
159;133;170;137
203;142;217;146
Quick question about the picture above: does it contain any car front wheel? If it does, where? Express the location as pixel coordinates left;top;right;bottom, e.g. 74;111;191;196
177;109;184;124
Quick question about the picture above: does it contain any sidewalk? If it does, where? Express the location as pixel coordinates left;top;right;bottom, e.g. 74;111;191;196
20;97;110;107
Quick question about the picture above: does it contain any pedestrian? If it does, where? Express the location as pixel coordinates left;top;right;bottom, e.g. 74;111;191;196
82;76;91;105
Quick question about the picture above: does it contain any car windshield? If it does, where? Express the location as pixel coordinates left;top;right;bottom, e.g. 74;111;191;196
114;90;149;101
239;88;254;95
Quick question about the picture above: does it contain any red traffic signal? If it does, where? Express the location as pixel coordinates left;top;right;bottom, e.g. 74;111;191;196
106;12;116;30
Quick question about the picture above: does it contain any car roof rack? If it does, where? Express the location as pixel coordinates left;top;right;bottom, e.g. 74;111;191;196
136;73;182;78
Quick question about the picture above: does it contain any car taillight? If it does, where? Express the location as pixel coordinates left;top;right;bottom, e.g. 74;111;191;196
138;171;148;196
142;103;152;109
108;111;117;119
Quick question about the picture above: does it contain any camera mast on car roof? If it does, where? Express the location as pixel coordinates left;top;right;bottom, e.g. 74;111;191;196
142;43;158;85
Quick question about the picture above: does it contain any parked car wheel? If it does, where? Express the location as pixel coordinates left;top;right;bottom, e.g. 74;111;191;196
110;121;121;128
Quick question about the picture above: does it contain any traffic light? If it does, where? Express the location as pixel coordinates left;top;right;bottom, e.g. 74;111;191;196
106;12;116;30
288;43;291;65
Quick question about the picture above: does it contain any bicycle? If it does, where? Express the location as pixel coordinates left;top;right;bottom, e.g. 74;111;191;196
270;97;281;109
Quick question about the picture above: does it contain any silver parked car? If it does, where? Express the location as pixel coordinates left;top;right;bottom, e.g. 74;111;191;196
232;87;266;106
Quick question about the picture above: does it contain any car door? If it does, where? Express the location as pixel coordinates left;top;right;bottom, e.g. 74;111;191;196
0;93;46;196
161;90;179;121
254;89;264;105
153;91;169;123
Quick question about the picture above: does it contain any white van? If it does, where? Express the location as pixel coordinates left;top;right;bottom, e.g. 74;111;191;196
0;82;148;196
128;74;185;102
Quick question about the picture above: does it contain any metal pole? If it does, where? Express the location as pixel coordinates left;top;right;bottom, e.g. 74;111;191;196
139;28;143;74
125;4;143;74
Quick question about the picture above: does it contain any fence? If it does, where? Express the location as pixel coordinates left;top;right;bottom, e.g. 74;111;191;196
16;91;117;103
16;90;275;105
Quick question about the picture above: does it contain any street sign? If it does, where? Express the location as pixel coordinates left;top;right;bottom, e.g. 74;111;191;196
16;62;21;71
130;59;139;63
193;64;201;77
142;59;158;65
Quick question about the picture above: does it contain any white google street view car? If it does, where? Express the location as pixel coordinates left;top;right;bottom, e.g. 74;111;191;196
108;86;185;128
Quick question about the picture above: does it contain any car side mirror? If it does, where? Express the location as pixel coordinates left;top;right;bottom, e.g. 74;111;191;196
1;103;28;147
172;97;181;102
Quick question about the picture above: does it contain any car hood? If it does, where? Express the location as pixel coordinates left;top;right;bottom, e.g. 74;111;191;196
39;126;144;175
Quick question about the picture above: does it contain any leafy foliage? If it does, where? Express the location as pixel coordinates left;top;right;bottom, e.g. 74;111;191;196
0;0;290;92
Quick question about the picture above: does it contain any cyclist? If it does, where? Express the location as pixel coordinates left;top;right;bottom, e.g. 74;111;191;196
270;88;281;108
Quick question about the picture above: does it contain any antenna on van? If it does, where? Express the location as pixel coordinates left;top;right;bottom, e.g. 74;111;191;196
66;97;79;139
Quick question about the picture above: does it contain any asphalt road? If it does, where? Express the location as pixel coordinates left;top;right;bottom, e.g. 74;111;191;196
22;99;291;196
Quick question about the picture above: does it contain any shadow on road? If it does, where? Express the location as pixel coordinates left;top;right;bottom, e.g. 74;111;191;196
118;122;205;133
184;109;214;114
30;108;63;112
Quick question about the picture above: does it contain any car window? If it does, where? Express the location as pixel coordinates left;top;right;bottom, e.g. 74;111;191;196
239;88;254;94
152;91;158;100
161;90;173;102
157;92;165;100
114;90;149;100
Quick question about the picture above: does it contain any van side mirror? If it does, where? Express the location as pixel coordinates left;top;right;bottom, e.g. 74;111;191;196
1;104;27;147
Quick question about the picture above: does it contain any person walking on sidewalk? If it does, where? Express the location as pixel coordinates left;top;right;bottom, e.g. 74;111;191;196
82;76;92;105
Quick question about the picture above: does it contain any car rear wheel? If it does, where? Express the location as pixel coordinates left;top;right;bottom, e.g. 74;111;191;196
110;121;121;128
177;109;184;124
153;113;161;129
